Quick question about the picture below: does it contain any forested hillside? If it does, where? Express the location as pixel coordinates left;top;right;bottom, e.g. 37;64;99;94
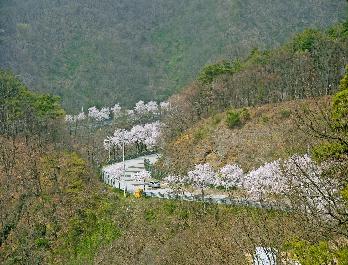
0;0;346;111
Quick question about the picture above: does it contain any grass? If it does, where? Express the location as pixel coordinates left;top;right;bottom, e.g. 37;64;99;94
161;97;331;174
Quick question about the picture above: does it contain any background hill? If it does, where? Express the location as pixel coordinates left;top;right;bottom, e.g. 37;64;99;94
158;97;330;175
0;0;346;111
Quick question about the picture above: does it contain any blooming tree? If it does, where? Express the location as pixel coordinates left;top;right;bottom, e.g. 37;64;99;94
243;160;285;200
132;170;151;190
88;106;110;121
134;100;147;114
160;101;170;111
164;175;187;195
282;154;344;220
65;112;86;123
143;121;161;148
111;103;122;118
187;163;216;200
218;164;244;191
104;163;124;186
65;115;74;123
146;101;159;114
76;112;86;121
104;122;162;153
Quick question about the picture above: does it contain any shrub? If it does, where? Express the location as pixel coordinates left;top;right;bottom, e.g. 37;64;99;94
240;108;251;122
198;61;237;84
280;109;291;119
212;114;222;125
193;127;208;141
144;209;156;221
35;238;50;249
226;110;241;128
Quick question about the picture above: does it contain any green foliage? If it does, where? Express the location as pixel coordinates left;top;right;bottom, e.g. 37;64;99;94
327;21;348;39
35;238;50;249
198;61;237;84
0;70;65;123
287;240;336;265
332;68;348;130
341;185;348;201
1;0;345;110
63;202;121;264
287;240;348;265
144;209;156;221
163;201;177;215
240;108;251;122
193;127;209;141
340;66;348;91
225;108;250;129
279;109;292;119
291;29;322;52
226;109;241;128
32;94;65;119
312;141;348;161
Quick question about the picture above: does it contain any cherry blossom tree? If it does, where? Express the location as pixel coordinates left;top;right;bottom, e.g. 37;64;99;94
88;106;110;121
187;163;216;200
143;121;161;148
282;154;345;222
160;101;170;111
146;101;159;114
126;109;136;122
134;100;147;114
65;114;74;123
76;112;86;121
218;164;244;192
132;170;151;190
111;103;122;118
104;163;124;187
104;122;162;154
243;160;285;200
164;175;187;195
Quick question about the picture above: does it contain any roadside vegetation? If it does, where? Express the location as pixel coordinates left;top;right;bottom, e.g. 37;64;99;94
1;4;348;265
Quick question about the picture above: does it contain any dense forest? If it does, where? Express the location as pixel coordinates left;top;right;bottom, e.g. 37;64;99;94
162;22;348;141
0;0;346;111
1;1;348;264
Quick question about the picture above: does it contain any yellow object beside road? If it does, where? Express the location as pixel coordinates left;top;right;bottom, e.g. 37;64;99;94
134;188;143;198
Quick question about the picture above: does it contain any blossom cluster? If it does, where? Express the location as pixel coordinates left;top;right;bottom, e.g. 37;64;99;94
65;112;86;123
163;155;338;212
104;163;125;183
65;100;170;124
132;170;151;182
164;163;244;194
103;121;162;150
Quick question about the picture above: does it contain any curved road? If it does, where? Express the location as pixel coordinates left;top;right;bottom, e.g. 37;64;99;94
102;154;286;210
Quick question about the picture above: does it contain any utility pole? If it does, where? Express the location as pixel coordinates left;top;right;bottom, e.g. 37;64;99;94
123;138;127;197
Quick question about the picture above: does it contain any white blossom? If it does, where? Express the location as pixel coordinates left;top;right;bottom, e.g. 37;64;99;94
146;101;159;114
65;114;74;123
187;163;216;190
134;100;147;114
76;112;86;121
88;106;110;121
282;154;341;217
243;160;285;199
111;103;122;118
164;175;187;192
132;170;151;182
104;164;124;183
160;101;170;111
218;164;244;190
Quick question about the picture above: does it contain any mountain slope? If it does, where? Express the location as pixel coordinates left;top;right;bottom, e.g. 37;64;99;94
0;0;346;110
158;97;330;175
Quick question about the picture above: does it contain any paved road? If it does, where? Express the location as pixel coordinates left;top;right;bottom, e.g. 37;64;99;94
102;154;287;210
102;155;296;265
